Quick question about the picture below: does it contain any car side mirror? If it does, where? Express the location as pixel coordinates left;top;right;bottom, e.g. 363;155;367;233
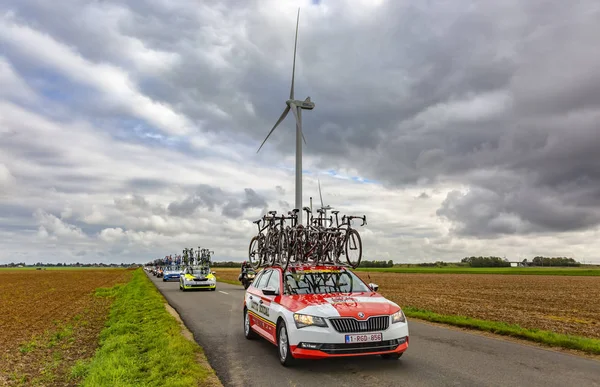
262;286;278;296
369;283;379;292
211;271;216;275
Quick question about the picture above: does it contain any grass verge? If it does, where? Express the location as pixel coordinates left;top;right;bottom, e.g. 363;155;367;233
355;267;600;276
404;307;600;355
79;269;221;387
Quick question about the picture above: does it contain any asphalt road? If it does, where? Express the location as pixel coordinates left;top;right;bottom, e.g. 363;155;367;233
149;274;600;387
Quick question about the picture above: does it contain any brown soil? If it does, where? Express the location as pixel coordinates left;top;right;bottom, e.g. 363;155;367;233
0;269;133;386
356;272;600;339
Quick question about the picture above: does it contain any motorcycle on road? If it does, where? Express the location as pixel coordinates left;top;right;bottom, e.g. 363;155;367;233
238;269;256;289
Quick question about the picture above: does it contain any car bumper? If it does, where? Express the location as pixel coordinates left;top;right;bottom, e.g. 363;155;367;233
287;321;409;359
182;282;216;290
163;274;181;281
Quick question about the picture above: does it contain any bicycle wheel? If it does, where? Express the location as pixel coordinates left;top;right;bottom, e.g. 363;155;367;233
279;231;291;271
264;231;277;267
248;236;262;270
344;229;362;268
294;227;307;264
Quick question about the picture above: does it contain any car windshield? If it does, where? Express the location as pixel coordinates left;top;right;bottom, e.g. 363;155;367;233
190;266;210;276
167;265;180;271
283;269;371;295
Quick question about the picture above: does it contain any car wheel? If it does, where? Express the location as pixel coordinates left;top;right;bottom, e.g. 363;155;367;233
244;308;257;339
381;353;403;360
277;321;294;366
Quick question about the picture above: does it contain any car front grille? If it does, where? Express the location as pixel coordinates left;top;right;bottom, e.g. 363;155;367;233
316;337;406;354
329;316;389;333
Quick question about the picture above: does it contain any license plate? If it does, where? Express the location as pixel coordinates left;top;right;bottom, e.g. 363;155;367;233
345;333;382;343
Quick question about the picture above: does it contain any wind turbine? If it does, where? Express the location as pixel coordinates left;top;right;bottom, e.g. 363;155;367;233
256;8;315;224
318;178;332;221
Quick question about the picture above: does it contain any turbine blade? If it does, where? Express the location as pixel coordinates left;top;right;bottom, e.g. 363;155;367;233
257;105;290;153
290;103;307;145
290;8;300;100
318;178;324;208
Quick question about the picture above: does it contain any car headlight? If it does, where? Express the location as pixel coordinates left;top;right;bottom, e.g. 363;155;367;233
293;313;328;329
391;309;406;324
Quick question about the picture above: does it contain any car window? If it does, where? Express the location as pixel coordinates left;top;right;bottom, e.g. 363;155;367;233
266;269;281;292
284;269;370;295
255;269;272;289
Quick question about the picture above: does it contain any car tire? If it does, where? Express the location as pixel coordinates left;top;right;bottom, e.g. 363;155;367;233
381;353;403;360
244;308;257;340
277;320;295;366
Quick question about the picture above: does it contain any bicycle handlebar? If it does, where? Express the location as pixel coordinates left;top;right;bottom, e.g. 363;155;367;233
341;215;367;226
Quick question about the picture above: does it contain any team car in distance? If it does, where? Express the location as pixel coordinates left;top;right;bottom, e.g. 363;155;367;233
179;265;217;291
243;264;409;366
163;265;183;282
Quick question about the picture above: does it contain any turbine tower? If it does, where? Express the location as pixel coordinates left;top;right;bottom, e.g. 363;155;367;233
257;8;315;224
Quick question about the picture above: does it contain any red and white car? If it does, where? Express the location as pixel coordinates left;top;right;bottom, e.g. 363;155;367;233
243;264;409;366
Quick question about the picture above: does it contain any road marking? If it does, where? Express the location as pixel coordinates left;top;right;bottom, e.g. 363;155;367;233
219;291;229;295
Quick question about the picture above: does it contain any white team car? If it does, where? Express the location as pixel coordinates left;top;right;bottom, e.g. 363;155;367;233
179;265;217;291
243;264;409;366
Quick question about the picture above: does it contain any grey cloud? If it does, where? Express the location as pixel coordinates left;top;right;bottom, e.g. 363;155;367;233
222;188;268;219
3;0;600;241
275;185;285;195
115;194;166;216
167;184;225;217
168;184;267;219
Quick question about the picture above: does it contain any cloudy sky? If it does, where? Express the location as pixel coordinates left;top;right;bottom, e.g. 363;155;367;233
1;0;599;264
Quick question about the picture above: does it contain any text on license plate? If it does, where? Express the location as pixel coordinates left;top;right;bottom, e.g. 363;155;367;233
345;333;382;343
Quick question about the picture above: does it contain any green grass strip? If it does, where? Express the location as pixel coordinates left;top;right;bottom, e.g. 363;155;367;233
355;267;600;276
403;307;600;355
79;269;218;386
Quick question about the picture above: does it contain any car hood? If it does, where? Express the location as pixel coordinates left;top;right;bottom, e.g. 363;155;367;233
279;292;400;318
183;273;215;281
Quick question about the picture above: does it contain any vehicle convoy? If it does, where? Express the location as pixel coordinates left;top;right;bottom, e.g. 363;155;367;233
180;265;217;291
163;265;183;282
239;261;257;289
243;264;409;366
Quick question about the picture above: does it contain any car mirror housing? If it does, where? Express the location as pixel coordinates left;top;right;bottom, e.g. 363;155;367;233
262;286;278;296
368;283;379;292
211;271;216;275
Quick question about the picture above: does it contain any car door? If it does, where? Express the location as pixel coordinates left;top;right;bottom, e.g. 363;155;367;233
262;268;282;329
247;269;277;343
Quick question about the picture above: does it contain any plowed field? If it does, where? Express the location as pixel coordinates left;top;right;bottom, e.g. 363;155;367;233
0;269;133;385
355;272;600;339
215;268;600;338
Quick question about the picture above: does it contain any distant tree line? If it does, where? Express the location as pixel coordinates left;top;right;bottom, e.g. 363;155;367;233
0;262;137;268
359;260;394;268
461;256;511;267
530;256;580;267
211;261;244;267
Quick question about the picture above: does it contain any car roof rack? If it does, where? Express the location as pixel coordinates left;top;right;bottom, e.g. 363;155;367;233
258;261;354;271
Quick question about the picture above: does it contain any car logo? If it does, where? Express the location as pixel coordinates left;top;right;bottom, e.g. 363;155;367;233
357;312;365;319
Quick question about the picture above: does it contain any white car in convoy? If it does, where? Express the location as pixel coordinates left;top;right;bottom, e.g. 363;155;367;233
179;265;217;291
243;264;409;366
